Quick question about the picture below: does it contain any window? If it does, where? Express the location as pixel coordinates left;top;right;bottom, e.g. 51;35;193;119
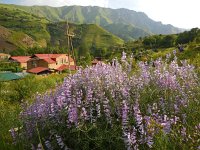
32;61;37;67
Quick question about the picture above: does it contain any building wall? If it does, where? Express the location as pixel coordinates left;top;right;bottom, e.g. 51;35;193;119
66;55;75;66
56;55;69;65
27;59;48;70
69;61;75;66
37;60;49;68
27;55;75;71
54;55;75;68
20;63;28;69
48;63;58;70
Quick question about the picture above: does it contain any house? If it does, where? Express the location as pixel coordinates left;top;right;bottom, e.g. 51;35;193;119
27;67;51;75
9;56;31;70
27;54;76;74
0;53;10;61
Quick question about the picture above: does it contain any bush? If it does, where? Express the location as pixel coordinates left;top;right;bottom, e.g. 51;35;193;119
0;74;66;103
11;53;200;149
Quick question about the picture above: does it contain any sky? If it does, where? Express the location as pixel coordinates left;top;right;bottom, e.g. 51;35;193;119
1;0;200;29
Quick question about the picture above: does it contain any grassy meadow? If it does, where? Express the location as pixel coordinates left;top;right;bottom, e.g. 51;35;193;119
0;73;66;149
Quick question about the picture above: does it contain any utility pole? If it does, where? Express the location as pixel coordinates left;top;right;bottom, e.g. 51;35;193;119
66;19;76;74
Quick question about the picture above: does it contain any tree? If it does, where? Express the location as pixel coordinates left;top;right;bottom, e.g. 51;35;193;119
176;28;199;44
160;35;175;48
143;36;157;48
77;43;91;66
78;43;89;58
10;48;26;56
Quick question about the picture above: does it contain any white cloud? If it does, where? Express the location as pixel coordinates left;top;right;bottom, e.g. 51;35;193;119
107;0;140;10
137;0;200;28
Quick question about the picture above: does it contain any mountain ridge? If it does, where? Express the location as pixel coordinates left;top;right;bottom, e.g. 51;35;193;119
0;4;184;41
0;4;124;53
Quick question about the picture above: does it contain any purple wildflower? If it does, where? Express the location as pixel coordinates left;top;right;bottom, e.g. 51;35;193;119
126;127;138;150
122;100;129;132
68;104;78;126
45;140;53;150
9;128;17;144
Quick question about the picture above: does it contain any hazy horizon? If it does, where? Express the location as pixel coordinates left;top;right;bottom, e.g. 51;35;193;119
1;0;200;29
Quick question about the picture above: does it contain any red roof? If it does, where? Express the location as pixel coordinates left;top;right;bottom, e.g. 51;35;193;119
56;65;76;71
56;65;68;71
28;67;49;74
66;65;76;70
31;54;74;64
33;54;63;59
42;58;56;64
10;56;31;63
33;54;74;61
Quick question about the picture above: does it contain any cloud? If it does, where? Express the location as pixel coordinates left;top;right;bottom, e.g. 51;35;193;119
137;0;200;28
107;0;140;10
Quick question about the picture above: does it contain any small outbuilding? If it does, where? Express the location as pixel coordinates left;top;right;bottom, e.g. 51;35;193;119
27;67;51;75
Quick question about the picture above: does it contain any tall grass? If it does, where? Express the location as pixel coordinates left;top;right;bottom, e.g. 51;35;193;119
0;73;66;149
10;52;200;149
0;100;23;150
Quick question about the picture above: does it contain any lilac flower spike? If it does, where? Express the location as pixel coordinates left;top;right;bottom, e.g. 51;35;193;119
16;51;199;149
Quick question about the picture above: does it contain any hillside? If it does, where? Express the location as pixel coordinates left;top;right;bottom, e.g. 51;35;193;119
0;25;38;52
47;22;124;49
0;4;50;47
1;3;198;66
123;28;200;67
3;4;184;41
103;23;152;41
0;4;124;54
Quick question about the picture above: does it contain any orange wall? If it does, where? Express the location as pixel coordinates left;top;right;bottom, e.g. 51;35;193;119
20;63;28;69
54;55;75;68
27;55;75;70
